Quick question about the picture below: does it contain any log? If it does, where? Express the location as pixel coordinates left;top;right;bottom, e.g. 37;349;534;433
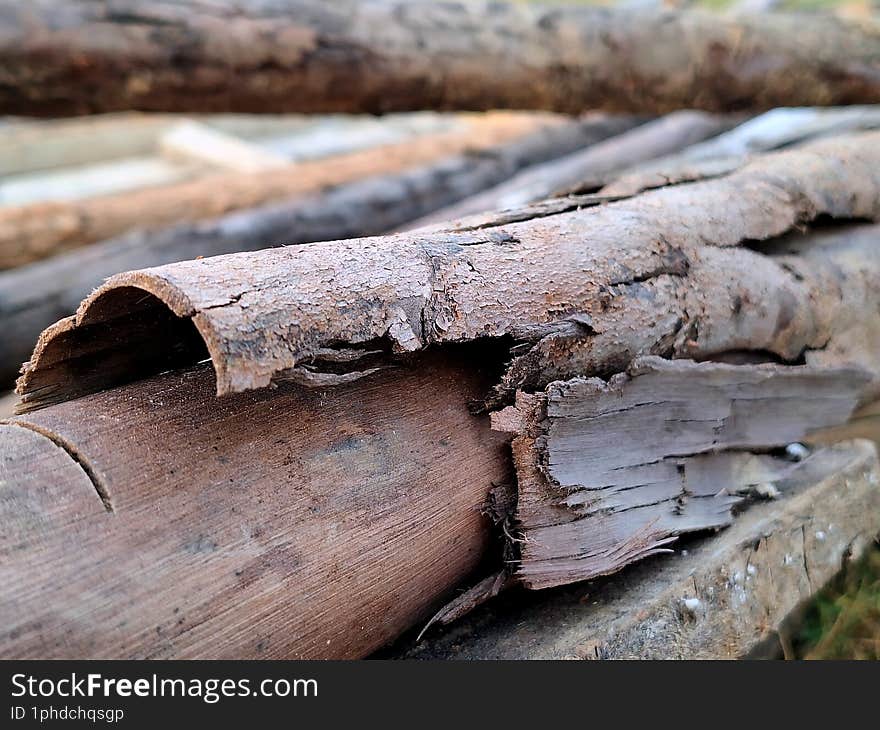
494;358;870;590
407;110;733;227
16;132;880;412
0;350;511;659
0;114;639;387
392;440;880;659
0;110;614;268
603;105;880;196
2;1;879;116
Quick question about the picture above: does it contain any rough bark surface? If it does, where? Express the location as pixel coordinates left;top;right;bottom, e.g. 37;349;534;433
392;440;880;659
16;133;880;412
0;350;511;659
0;111;609;268
494;358;870;590
2;2;879;116
0;115;640;387
408;111;732;227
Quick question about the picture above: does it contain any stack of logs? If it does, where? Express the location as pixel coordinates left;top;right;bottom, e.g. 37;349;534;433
2;0;880;659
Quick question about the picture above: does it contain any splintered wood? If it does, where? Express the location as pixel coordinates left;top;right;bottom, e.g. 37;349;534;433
493;358;870;590
395;440;880;659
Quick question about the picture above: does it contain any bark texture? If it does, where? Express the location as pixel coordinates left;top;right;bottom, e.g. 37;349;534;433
0;111;612;269
494;358;870;590
0;351;511;659
408;110;733;228
0;115;639;386
2;1;879;116
16;132;880;412
393;440;880;659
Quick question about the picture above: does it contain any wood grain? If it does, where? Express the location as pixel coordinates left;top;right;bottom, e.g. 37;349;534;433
0;350;510;658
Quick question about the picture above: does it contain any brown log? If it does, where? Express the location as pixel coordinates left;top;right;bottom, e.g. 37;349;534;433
0;114;639;387
17;132;880;412
406;110;734;227
2;2;879;116
0;349;511;659
0;110;614;269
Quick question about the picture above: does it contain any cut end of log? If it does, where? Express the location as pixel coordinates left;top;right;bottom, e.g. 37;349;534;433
16;276;210;412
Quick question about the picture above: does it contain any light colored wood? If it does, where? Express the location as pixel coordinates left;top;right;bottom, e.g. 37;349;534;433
0;111;575;268
158;121;290;173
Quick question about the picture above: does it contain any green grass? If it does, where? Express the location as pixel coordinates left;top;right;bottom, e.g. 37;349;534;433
793;543;880;660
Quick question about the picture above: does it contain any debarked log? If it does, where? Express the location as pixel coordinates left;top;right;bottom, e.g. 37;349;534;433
2;1;879;116
16;132;880;412
0;349;511;659
0;114;640;386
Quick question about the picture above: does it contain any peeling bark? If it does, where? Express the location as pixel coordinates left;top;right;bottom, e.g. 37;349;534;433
2;2;880;116
16;132;880;412
495;357;870;590
407;111;733;227
0;115;639;387
393;440;880;659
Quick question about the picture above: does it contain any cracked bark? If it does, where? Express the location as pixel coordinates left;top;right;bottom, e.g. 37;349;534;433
0;114;641;387
15;132;880;412
2;1;879;116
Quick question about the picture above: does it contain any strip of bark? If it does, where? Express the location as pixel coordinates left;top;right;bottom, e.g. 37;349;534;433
16;132;880;412
0;111;625;269
407;111;733;227
494;357;870;590
2;2;879;116
0;115;641;387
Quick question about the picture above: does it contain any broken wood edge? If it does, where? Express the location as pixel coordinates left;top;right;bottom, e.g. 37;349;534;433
393;439;880;659
501;356;873;591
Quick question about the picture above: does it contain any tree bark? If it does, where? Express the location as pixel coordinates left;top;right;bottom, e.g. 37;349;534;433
407;111;732;228
16;132;880;412
495;358;870;590
0;349;511;659
0;115;639;387
413;105;880;226
1;1;879;116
